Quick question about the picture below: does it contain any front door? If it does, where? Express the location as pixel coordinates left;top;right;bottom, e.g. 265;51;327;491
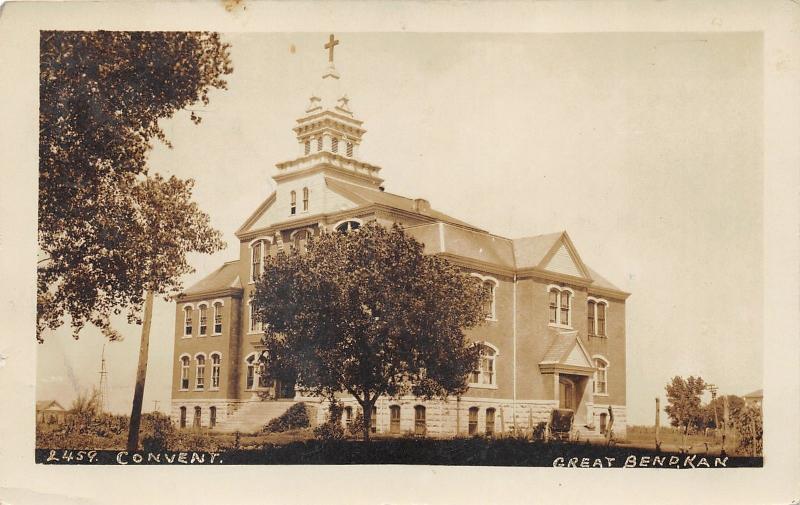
559;377;575;410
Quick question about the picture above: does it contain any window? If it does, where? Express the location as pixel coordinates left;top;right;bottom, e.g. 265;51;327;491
331;137;339;153
292;229;312;251
211;353;221;389
346;142;353;157
390;405;401;434
179;406;187;428
371;406;377;434
548;286;573;327
335;220;361;233
597;302;607;336
198;304;208;336
588;297;609;337
195;354;206;390
193;406;201;428
594;358;609;395
599;412;608;434
245;354;256;390
248;297;261;333
213;302;223;334
317;137;323;151
251;241;262;282
468;407;479;435
184;306;193;336
302;187;309;211
304;140;310;155
290;190;297;215
470;343;497;387
414;405;426;436
344;407;353;428
209;406;217;428
486;408;496;436
180;356;190;390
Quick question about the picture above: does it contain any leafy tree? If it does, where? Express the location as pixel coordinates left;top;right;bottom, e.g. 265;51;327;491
38;30;232;341
664;375;706;433
700;394;745;429
38;31;231;450
253;222;487;441
734;405;763;456
70;387;102;418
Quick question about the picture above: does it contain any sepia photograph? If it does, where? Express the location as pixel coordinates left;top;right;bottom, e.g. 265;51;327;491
1;1;798;504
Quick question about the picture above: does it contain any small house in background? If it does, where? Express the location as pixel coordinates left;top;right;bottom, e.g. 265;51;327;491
743;389;763;410
36;400;67;424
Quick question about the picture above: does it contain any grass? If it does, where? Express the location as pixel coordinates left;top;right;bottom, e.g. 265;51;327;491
622;425;742;455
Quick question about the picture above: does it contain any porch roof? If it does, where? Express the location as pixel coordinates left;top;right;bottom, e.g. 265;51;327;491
538;331;596;376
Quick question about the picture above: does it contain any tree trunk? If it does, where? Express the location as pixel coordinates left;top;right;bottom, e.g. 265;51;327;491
362;399;372;443
127;290;154;451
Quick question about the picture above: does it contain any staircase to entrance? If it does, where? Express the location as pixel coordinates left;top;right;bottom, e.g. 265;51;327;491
214;400;308;433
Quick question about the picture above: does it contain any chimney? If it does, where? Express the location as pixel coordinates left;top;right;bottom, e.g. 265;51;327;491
413;198;431;213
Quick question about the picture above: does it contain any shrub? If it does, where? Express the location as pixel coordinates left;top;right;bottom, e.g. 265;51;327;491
532;421;547;441
347;410;366;439
314;402;345;441
141;412;179;451
263;403;310;433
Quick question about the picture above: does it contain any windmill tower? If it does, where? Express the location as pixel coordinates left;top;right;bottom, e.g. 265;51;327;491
98;343;111;413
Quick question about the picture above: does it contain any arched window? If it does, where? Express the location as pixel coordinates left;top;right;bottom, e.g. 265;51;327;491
593;357;609;395
344;406;353;428
209;406;217;428
302;187;309;211
597;302;607;336
588;297;609;337
245;353;257;390
389;405;401;434
486;408;496;436
370;406;377;434
193;406;201;428
179;406;187;428
335;220;361;233
198;304;208;336
548;286;573;327
195;354;206;390
290;190;297;215
346;142;353;157
317;137;323;152
414;405;426;436
304;140;310;155
470;343;498;387
468;407;479;435
291;229;312;252
250;240;263;282
180;355;190;390
210;353;221;389
248;297;261;333
184;306;193;336
331;137;339;153
471;274;498;320
213;302;223;334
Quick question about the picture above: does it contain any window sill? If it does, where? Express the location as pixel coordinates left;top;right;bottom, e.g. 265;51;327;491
194;388;205;392
212;333;222;337
468;383;498;390
198;334;208;338
589;333;608;339
181;335;192;339
209;388;220;392
484;317;498;323
593;392;609;397
179;388;189;392
548;323;573;330
247;330;264;336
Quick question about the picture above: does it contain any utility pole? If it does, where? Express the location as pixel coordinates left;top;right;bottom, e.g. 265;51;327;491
707;384;719;432
655;397;662;452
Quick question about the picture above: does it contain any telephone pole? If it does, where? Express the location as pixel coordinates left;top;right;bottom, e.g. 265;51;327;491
98;343;110;413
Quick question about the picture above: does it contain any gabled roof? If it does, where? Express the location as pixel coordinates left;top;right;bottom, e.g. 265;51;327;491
36;400;66;412
325;177;480;230
539;331;595;375
236;191;277;236
183;261;242;297
512;232;563;269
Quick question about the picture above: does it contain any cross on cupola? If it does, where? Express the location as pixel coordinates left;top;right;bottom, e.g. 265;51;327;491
325;34;339;63
281;33;382;188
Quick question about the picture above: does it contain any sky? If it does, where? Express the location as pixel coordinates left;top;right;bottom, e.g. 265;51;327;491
36;32;763;425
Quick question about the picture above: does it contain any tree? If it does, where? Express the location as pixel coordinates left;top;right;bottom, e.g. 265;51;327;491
734;405;762;456
38;31;231;449
252;222;487;441
38;30;232;341
700;394;744;430
664;375;706;433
